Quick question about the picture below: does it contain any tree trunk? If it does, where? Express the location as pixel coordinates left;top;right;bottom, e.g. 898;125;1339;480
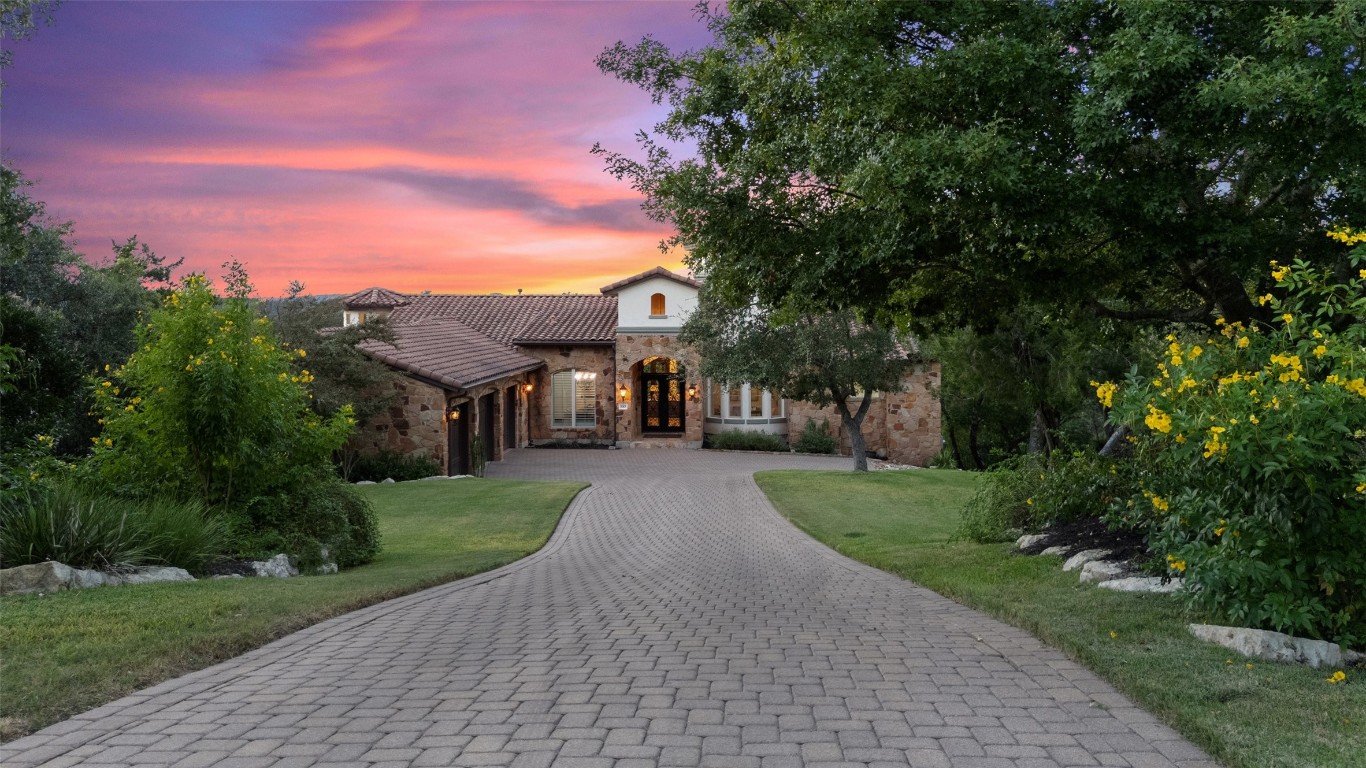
968;416;985;470
947;423;966;469
836;390;875;472
1027;405;1056;456
1099;424;1129;458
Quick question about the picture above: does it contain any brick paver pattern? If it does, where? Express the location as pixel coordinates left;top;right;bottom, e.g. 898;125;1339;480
3;450;1219;768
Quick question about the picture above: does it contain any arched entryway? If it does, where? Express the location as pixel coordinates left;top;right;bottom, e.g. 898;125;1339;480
640;356;686;435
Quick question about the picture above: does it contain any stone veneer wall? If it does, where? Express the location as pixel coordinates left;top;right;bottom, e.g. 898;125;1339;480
350;375;448;466
613;334;704;446
786;362;942;466
519;346;617;443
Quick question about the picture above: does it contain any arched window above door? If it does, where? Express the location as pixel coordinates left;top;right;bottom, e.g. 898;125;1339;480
650;293;666;317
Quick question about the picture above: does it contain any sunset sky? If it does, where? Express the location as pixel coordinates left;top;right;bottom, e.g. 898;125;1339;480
3;1;714;296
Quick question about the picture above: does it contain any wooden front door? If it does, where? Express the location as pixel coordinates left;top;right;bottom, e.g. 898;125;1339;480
640;357;685;434
503;386;517;450
478;392;496;461
447;402;470;476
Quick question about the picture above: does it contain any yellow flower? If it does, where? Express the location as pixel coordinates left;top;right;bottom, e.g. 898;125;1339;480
1271;265;1290;281
1145;405;1172;434
1109;631;1118;640
1189;345;1203;359
1091;381;1116;408
1025;498;1033;506
1259;294;1274;306
101;381;112;388
1151;495;1170;512
1282;313;1294;325
1236;336;1249;349
206;337;214;345
1313;345;1327;358
298;349;307;358
1327;671;1347;684
1356;483;1365;494
1165;554;1186;572
1246;663;1254;670
1215;520;1227;536
103;438;112;447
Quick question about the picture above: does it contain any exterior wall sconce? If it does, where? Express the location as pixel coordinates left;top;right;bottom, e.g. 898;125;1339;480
447;405;461;422
617;383;630;402
686;383;699;401
522;382;534;394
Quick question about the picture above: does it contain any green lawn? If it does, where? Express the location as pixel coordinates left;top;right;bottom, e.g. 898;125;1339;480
756;469;1365;768
0;477;584;742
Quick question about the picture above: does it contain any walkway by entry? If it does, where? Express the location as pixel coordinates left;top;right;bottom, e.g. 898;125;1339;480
3;451;1216;768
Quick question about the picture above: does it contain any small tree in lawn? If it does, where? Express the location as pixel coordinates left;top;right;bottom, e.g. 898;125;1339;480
680;288;912;471
92;264;354;510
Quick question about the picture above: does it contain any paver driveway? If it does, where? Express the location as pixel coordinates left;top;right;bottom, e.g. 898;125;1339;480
4;450;1217;768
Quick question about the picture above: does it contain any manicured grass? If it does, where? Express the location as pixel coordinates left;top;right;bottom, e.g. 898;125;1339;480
756;469;1365;768
0;477;585;742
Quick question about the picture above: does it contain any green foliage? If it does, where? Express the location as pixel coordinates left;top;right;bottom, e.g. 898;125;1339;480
1107;233;1366;644
346;450;441;483
265;286;398;425
597;2;1363;332
235;473;380;570
680;287;910;469
705;430;788;453
957;454;1047;543
1;166;177;455
956;451;1135;543
926;307;1141;468
91;271;354;510
792;418;837;455
0;482;227;572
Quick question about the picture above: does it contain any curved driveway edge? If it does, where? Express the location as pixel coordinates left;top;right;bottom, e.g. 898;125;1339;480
3;450;1218;768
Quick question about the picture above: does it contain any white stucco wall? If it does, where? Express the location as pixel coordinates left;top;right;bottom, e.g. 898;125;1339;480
614;277;698;332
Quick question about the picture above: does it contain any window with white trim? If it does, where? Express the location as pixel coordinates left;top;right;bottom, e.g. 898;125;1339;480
551;370;597;428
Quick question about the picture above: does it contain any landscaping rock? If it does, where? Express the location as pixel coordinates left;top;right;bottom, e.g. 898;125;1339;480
250;554;298;578
213;574;245;580
1040;545;1069;557
1079;560;1126;584
381;477;396;484
355;480;376;485
1063;549;1112;572
0;561;75;595
1188;624;1356;669
69;568;110;589
1015;534;1048;550
316;563;338;575
109;567;194;586
1098;576;1183;594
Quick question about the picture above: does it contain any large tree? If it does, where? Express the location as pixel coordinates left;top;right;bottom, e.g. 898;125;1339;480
1;165;178;454
597;1;1365;332
679;289;913;471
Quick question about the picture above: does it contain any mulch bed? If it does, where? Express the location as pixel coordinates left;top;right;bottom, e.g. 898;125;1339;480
1016;516;1150;563
204;559;256;578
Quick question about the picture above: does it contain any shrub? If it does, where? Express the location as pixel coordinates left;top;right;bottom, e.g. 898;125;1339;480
956;454;1045;542
238;473;380;570
90;269;354;510
793;418;839;454
956;450;1136;543
1105;231;1366;644
0;483;227;572
347;450;441;482
705;431;789;452
0;484;145;569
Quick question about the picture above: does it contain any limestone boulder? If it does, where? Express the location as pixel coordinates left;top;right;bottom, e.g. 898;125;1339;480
1098;576;1183;594
109;567;194;586
1063;549;1112;572
250;554;298;578
1015;534;1047;550
1188;624;1355;669
0;561;75;595
1040;545;1069;557
1079;560;1126;584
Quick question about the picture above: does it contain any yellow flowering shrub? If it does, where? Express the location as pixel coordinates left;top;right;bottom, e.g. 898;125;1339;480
1105;232;1366;644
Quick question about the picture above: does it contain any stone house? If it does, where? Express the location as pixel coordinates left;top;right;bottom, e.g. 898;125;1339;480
343;268;941;474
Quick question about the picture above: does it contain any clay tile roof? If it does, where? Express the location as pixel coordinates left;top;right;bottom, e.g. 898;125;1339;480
389;294;617;345
357;320;544;391
342;287;410;309
598;266;699;294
